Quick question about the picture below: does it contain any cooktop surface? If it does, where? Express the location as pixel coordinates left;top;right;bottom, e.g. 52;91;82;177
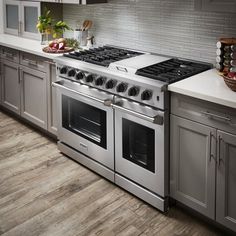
135;59;211;84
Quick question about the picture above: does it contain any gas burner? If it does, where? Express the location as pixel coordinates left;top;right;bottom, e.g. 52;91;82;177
64;46;143;67
135;59;211;83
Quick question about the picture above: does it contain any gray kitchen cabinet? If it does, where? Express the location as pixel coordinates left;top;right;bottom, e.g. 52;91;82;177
0;47;51;132
3;0;20;36
195;0;236;12
216;131;236;232
170;115;216;219
170;93;236;232
3;0;40;39
20;66;47;129
47;62;57;135
1;59;21;114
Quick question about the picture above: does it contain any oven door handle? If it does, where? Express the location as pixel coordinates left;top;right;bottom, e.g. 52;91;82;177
112;103;164;125
52;81;113;107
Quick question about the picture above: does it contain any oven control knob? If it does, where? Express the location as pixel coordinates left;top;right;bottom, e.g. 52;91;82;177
68;69;76;77
105;79;116;89
85;73;95;83
95;76;105;86
60;66;68;74
128;86;140;97
141;90;153;101
76;71;84;80
116;83;128;93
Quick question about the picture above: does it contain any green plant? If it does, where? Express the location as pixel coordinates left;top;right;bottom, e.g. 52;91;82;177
36;8;52;33
65;38;80;49
52;21;72;39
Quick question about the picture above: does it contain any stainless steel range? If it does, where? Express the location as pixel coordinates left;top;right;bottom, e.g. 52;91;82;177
53;46;211;212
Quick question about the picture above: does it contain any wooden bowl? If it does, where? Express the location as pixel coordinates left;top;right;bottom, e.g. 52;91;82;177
223;75;236;92
42;46;74;54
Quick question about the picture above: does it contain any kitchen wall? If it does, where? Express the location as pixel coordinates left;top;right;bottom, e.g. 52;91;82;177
63;0;236;64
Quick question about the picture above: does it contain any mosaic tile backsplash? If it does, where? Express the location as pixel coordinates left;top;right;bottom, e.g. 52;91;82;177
63;0;236;64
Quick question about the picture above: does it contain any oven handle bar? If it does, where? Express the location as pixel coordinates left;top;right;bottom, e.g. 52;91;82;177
112;104;164;125
52;81;113;106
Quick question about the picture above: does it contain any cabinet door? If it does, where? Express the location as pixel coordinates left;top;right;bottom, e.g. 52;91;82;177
3;0;20;36
21;1;40;40
196;0;236;12
20;66;47;129
216;131;236;232
47;63;57;136
1;60;20;114
170;115;216;219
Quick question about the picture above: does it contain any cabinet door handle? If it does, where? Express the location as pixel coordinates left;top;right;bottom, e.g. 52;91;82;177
218;136;225;167
18;21;22;35
209;132;215;162
18;68;23;84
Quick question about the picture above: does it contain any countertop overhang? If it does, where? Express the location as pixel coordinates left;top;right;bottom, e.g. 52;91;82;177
0;34;62;60
168;69;236;109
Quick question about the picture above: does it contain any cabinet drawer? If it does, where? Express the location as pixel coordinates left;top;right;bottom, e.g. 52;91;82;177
1;47;19;63
20;52;47;72
171;93;236;135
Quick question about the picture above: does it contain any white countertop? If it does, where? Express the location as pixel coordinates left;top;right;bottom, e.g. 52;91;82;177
1;34;236;109
168;69;236;109
0;34;63;60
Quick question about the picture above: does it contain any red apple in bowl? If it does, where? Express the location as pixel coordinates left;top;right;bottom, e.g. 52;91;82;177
58;42;65;50
52;43;59;49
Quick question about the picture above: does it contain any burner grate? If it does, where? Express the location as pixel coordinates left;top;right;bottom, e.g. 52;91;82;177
64;46;143;67
136;59;211;83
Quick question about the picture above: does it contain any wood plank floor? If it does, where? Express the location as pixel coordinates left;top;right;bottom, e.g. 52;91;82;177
0;110;228;236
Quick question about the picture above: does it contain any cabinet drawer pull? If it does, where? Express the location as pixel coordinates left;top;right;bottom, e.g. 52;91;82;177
5;52;14;59
24;59;38;66
45;61;55;65
202;111;236;127
202;111;231;122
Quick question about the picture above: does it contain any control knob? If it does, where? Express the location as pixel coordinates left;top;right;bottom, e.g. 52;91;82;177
76;71;84;80
68;69;76;77
60;66;68;74
95;76;105;86
141;90;153;101
128;86;140;97
116;83;128;93
105;79;116;89
85;73;95;83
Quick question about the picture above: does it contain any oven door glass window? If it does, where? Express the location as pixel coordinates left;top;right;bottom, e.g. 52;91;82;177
62;95;107;149
122;118;155;172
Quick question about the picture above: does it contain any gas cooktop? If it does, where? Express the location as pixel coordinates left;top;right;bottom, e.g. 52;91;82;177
64;46;143;67
62;46;211;85
135;58;211;84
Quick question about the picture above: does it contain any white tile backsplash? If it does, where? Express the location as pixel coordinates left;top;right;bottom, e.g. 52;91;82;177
63;0;236;64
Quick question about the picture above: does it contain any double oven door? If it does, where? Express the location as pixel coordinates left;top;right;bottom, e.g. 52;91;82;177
54;79;114;170
114;97;167;197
